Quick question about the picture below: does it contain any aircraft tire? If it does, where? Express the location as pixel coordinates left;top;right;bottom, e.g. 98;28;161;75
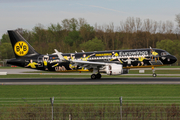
96;73;101;79
152;73;157;77
91;74;96;79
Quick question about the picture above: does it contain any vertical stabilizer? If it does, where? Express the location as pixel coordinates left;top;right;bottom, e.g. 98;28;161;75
8;30;40;58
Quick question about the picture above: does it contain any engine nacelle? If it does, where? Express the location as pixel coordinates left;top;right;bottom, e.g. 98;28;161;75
106;64;123;75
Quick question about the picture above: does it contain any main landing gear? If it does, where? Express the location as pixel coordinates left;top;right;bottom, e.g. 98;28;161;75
91;68;101;79
91;73;102;79
152;67;157;77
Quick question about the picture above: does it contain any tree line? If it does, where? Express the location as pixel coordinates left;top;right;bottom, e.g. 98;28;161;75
0;15;180;65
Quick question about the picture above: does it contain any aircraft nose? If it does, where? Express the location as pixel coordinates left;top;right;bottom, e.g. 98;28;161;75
169;55;177;64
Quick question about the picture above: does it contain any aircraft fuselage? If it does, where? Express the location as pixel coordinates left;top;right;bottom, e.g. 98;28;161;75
7;48;177;72
6;30;177;78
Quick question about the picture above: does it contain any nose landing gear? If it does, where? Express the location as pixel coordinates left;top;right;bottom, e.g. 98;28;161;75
152;73;157;77
152;67;157;77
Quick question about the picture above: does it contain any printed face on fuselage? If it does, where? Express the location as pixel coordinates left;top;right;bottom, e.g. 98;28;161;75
83;54;86;57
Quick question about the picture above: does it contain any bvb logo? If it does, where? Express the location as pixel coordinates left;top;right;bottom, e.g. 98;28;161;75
14;41;29;56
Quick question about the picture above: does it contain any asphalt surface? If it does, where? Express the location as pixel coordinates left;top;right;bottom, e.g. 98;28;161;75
0;68;180;85
1;68;180;76
0;77;180;85
0;69;40;74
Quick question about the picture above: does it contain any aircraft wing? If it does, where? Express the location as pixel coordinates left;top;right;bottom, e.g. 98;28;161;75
54;49;107;69
71;60;107;69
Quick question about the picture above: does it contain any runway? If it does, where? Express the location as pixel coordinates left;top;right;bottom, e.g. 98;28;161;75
1;68;180;85
1;68;180;76
0;77;180;85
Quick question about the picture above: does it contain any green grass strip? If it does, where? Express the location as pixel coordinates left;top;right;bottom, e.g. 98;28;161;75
0;85;180;103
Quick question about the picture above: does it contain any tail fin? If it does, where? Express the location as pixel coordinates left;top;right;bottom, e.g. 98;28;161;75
8;30;40;58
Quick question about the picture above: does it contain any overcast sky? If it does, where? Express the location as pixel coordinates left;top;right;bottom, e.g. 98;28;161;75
0;0;179;39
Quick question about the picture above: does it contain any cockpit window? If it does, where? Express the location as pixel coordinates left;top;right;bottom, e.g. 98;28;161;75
166;52;170;55
161;52;170;56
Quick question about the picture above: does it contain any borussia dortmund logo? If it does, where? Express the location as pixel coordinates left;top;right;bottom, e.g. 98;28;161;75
14;41;29;56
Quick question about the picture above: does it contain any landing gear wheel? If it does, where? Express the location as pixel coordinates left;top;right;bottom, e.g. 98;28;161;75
96;73;101;79
91;74;96;79
152;73;157;77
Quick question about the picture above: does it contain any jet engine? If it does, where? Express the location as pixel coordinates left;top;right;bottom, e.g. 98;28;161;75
106;64;123;75
105;64;129;75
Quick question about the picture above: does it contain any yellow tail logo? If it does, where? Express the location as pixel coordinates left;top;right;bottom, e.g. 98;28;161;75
14;41;29;56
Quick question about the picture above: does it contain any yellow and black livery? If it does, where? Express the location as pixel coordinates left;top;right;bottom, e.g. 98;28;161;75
7;30;177;79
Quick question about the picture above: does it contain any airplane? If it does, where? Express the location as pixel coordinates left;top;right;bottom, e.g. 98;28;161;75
7;30;177;79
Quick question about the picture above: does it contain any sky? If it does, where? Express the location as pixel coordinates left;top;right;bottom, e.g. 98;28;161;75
0;0;180;39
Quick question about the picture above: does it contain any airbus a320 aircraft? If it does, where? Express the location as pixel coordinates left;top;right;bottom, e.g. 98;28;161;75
7;30;177;79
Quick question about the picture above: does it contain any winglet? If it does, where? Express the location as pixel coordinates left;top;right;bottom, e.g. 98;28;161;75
54;49;66;61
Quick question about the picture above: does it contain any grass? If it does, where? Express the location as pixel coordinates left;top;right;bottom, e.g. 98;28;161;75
1;103;180;120
1;103;179;120
0;85;180;104
158;65;180;68
0;66;24;69
0;67;180;119
0;84;180;119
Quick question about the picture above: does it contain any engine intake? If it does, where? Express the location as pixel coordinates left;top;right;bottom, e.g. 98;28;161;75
106;64;122;75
